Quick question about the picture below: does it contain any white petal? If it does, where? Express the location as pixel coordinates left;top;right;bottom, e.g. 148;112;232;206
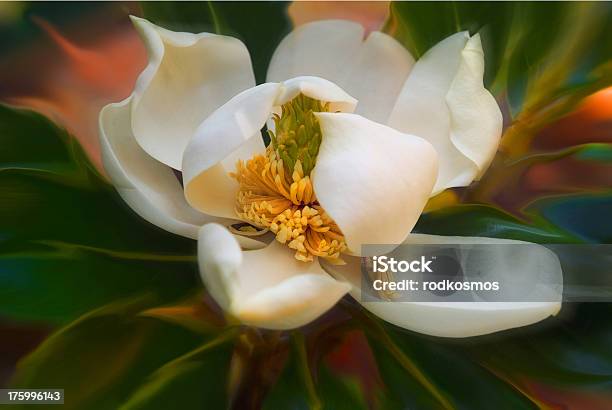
182;83;282;219
268;20;414;123
342;31;414;123
363;301;561;339
198;224;350;329
198;223;244;310
267;20;365;86
312;113;438;254
446;34;503;179
99;98;264;250
129;17;256;170
322;234;562;338
183;78;357;220
276;76;357;113
388;32;502;194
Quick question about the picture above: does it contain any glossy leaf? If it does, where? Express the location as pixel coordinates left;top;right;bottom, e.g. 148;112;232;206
414;204;581;243
119;330;237;410
366;327;537;410
0;104;193;253
344;299;612;408
386;2;612;109
526;193;612;243
10;297;207;410
575;144;612;163
0;242;197;324
263;331;368;410
465;143;612;213
260;338;311;410
0;104;199;324
464;303;612;395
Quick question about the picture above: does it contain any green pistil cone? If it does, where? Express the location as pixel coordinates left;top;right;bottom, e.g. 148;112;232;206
270;94;328;176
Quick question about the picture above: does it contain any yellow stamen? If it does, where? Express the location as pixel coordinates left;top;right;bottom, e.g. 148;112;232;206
231;94;347;263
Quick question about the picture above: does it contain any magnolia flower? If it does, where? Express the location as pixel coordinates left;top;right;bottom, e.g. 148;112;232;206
99;17;562;337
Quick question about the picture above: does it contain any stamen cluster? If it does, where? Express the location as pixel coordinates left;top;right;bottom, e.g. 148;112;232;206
268;94;328;176
231;94;346;263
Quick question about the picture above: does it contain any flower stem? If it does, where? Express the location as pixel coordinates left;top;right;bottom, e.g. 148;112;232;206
292;331;322;410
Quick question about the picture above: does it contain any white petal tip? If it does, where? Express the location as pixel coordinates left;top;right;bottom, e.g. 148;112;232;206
231;274;350;330
363;301;563;338
129;15;153;32
198;223;243;310
277;76;358;113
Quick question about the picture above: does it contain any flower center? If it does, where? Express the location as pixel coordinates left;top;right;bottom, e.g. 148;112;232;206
230;94;347;263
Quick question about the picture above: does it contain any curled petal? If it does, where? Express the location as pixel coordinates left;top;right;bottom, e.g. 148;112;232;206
322;234;562;337
182;77;357;220
446;34;502;179
198;224;350;329
99;98;263;250
268;20;414;123
277;76;357;113
182;83;282;219
388;32;502;194
312;113;438;254
129;16;256;169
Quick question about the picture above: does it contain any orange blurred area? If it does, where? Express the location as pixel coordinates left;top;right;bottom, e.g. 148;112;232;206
289;1;389;33
525;154;612;194
521;378;612;410
0;3;146;176
324;329;382;405
534;87;612;150
469;87;612;213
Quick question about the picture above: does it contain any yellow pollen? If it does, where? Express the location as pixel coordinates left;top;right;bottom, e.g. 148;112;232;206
231;93;350;262
231;147;347;263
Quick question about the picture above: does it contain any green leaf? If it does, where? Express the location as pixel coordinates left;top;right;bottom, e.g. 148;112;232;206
367;339;443;409
140;1;291;83
386;2;612;130
0;104;193;253
0;104;199;324
574;143;612;163
119;330;237;410
414;204;580;243
464;143;612;208
10;297;208;410
263;331;368;410
526;192;612;243
314;365;368;410
1;104;81;171
367;324;538;410
260;344;309;410
0;242;197;324
348;299;612;408
466;303;612;391
387;2;512;86
341;303;534;410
